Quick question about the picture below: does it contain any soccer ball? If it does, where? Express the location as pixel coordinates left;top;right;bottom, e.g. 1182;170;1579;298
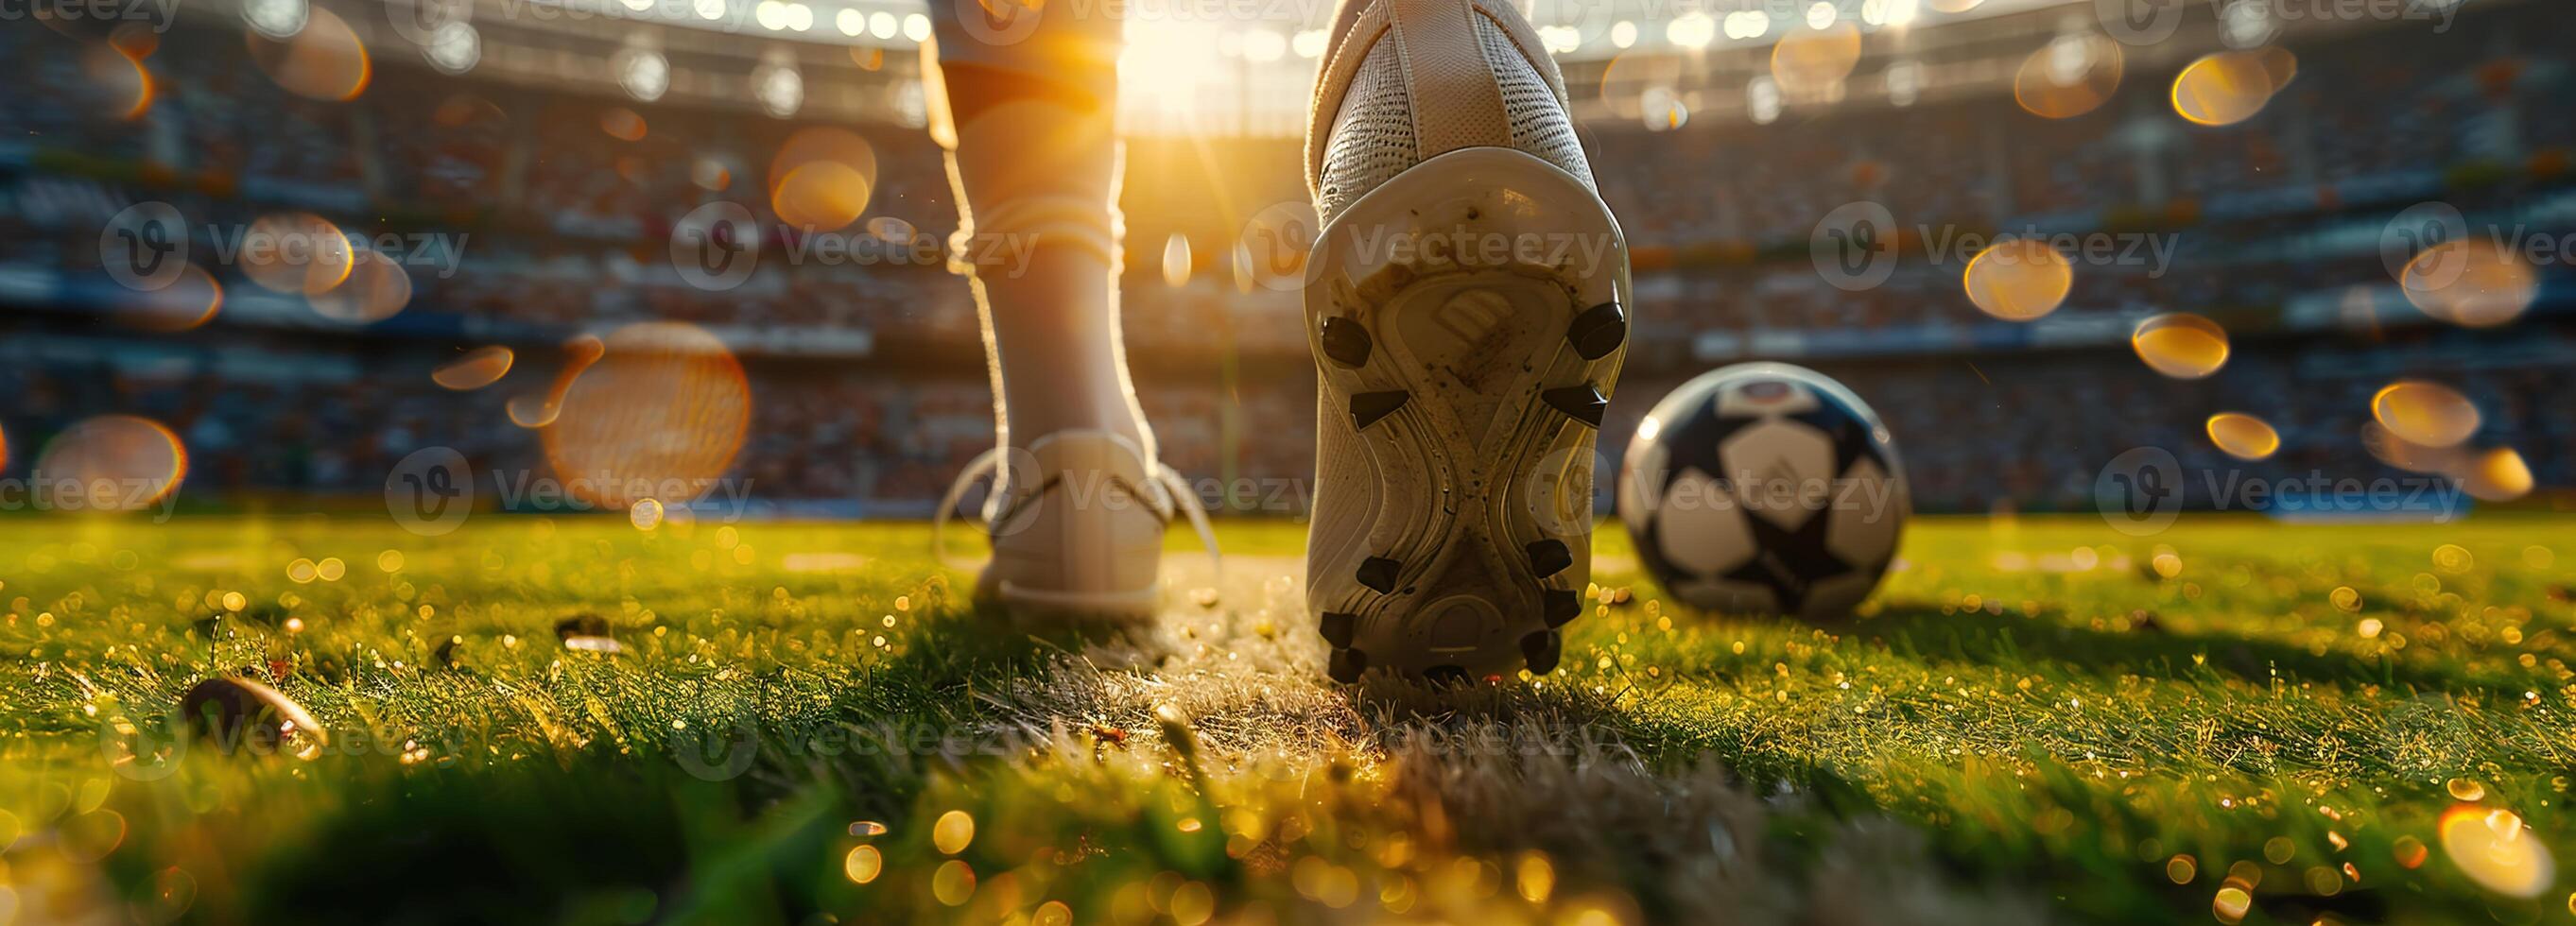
1617;363;1909;621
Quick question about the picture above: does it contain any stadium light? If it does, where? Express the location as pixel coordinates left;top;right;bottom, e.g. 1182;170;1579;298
423;21;479;75
835;8;862;36
753;58;804;116
1747;75;1780;124
1538;25;1581;55
1667;11;1716;48
903;12;929;42
1861;0;1918;27
871;10;897;39
1291;29;1326;58
1242;28;1288;63
241;0;307;40
1609;20;1635;48
616;46;669;102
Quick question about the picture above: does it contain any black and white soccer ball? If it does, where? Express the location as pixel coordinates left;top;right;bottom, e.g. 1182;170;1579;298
1617;363;1909;622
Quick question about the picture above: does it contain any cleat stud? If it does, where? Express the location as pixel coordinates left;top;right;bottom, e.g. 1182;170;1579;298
1541;385;1607;428
1318;611;1357;648
1526;539;1572;578
1327;647;1368;683
1543;589;1581;627
1521;629;1563;675
1356;557;1402;594
1566;301;1627;361
1350;391;1410;430
1321;317;1373;368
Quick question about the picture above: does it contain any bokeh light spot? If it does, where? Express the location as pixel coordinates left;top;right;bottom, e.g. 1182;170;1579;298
247;7;370;101
543;322;750;507
1962;238;2072;320
2439;805;2554;899
34;415;188;512
431;346;515;391
2204;413;2278;461
2131;313;2230;379
2172;51;2275;127
2371;381;2480;448
307;249;413;323
2401;238;2537;329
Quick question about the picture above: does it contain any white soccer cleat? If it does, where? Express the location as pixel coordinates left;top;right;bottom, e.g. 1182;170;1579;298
937;430;1217;624
1301;0;1630;682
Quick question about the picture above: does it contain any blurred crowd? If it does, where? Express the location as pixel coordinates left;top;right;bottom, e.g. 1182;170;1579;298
3;4;2573;513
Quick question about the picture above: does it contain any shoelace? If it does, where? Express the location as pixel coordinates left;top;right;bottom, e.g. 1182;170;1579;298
931;447;1221;578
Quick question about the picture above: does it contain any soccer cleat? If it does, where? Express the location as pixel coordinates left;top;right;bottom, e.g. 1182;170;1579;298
936;430;1217;624
1299;0;1628;680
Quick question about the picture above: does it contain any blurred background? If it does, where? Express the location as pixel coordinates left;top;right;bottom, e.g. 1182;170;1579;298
3;0;2570;520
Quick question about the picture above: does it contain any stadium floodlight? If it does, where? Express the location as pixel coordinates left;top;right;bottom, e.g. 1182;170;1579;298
424;21;479;75
1722;9;1770;40
2220;0;2277;48
870;10;896;39
1666;11;1716;48
1861;0;1917;27
1242;28;1288;63
903;12;930;42
1291;29;1326;58
1805;2;1836;29
1539;25;1581;55
754;59;804;117
1609;20;1635;48
1747;75;1781;124
242;0;308;40
1884;59;1922;106
616;46;669;102
836;9;862;36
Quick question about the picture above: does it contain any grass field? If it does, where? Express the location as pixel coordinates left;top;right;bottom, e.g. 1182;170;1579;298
1;512;2571;924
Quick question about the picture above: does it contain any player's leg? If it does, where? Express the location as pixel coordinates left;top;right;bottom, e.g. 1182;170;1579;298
1299;0;1629;681
926;1;1211;623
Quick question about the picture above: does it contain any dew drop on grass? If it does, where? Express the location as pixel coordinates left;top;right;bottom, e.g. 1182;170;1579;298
2448;778;2487;802
842;845;882;883
931;860;976;906
933;810;975;855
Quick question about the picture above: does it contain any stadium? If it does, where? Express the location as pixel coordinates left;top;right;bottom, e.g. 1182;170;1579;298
2;0;2573;919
